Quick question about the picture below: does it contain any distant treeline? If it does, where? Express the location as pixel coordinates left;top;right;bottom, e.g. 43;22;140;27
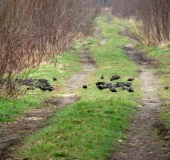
111;0;170;45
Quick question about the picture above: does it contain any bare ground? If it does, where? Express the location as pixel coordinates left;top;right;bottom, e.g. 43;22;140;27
66;49;96;91
0;47;96;159
94;27;108;45
0;95;80;160
109;26;170;160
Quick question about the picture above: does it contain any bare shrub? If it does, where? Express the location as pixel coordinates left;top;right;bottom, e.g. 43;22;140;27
0;0;100;98
136;0;170;45
111;0;137;19
111;0;170;46
0;0;44;97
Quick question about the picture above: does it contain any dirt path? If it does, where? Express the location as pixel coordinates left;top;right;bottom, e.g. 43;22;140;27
109;26;170;160
66;49;96;91
94;27;108;45
0;48;96;159
0;95;80;159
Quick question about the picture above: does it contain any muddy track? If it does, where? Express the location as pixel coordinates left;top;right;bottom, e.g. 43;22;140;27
0;46;96;159
109;26;170;160
0;95;80;159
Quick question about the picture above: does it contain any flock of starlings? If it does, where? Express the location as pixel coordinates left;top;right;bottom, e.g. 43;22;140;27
83;74;135;93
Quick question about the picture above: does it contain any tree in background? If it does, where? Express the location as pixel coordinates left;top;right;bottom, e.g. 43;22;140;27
111;0;137;18
136;0;170;45
111;0;170;46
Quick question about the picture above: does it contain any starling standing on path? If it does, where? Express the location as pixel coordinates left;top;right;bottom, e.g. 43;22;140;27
83;85;87;89
110;75;120;81
40;86;54;92
128;78;135;81
126;82;132;87
128;87;134;92
110;85;117;92
53;77;57;81
100;75;104;79
165;86;169;90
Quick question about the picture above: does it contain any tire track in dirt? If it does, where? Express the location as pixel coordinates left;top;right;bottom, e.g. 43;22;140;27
0;44;97;159
66;49;96;91
109;26;170;160
94;27;108;45
0;23;112;160
0;95;80;160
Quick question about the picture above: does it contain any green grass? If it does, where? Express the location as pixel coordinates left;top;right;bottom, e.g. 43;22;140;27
115;17;170;135
115;16;170;145
0;50;82;123
136;45;170;131
14;17;141;160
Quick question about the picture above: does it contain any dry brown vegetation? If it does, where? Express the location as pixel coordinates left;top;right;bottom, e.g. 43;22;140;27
111;0;170;46
111;0;137;18
137;0;170;45
0;0;100;97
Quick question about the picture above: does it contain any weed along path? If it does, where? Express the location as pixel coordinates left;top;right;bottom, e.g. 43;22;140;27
0;50;96;159
110;26;170;159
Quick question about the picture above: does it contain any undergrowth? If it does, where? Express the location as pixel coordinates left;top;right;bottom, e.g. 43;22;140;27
0;50;82;124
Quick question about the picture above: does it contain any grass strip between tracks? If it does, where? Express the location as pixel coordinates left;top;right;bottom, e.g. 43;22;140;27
13;17;141;160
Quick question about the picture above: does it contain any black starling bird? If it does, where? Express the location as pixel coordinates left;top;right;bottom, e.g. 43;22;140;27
40;86;54;92
96;82;108;90
23;158;30;160
110;77;114;81
165;86;169;90
53;77;57;81
83;85;87;89
116;82;125;87
27;87;35;90
128;78;135;81
110;86;117;92
100;75;104;79
96;84;106;90
39;86;46;92
110;75;120;81
121;85;129;90
128;87;134;92
38;78;48;84
126;82;132;87
96;82;105;86
104;83;112;88
48;86;54;91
